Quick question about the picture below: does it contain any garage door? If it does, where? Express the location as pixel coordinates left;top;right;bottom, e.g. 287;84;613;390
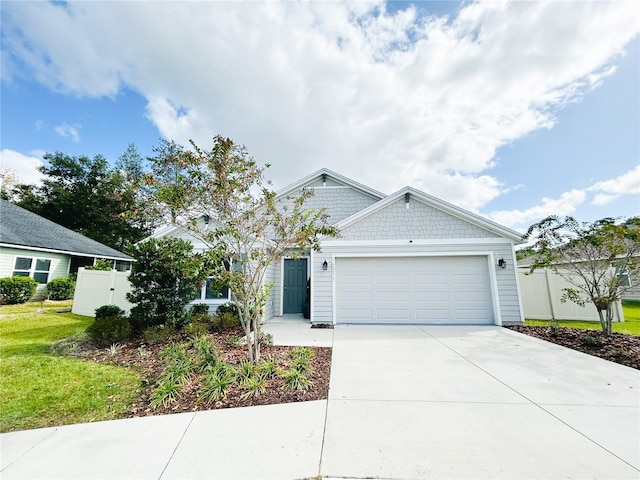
335;256;493;325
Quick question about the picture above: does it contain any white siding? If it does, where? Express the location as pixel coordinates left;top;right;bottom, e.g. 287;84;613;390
340;198;500;240
0;247;69;281
263;263;277;321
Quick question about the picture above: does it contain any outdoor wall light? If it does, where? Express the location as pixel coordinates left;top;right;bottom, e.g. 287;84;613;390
203;214;210;225
497;258;507;269
322;260;328;271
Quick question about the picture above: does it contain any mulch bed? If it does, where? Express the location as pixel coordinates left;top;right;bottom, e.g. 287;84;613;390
63;329;331;417
507;326;640;370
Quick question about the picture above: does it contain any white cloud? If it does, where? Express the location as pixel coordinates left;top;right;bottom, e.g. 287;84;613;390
2;1;639;209
54;122;81;142
0;149;45;185
489;165;640;227
489;189;587;228
588;164;640;201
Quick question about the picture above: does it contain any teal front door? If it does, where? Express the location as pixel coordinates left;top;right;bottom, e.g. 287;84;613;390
283;259;307;314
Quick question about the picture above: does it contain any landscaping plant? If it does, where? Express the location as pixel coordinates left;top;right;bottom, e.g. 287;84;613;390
127;237;210;331
0;276;38;304
45;276;76;300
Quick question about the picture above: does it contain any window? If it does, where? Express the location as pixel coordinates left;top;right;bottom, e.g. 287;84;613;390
202;277;230;301
13;256;52;284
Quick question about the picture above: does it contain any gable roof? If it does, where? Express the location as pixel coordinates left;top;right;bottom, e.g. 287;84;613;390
336;186;525;243
275;168;385;201
0;200;133;260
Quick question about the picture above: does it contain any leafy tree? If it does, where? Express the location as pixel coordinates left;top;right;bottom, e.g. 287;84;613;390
127;237;210;331
145;139;190;223
145;135;337;363
12;151;154;250
524;216;640;335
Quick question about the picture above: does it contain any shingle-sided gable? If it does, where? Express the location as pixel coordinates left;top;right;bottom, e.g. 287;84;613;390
339;198;500;240
336;187;523;242
276;169;384;225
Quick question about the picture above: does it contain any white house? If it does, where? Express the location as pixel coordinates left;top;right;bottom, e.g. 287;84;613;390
155;169;525;326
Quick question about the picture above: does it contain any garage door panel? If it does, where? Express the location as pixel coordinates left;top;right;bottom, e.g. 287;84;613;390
341;291;373;302
377;292;410;302
377;309;412;321
453;291;487;302
336;256;493;325
341;274;373;285
415;309;452;320
415;291;450;302
339;308;373;321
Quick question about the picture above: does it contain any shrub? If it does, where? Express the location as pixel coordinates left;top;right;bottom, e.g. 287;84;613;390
46;277;76;300
95;304;125;320
127;237;208;331
581;334;605;348
211;312;242;331
184;321;209;337
0;276;38;304
260;332;273;347
216;302;239;317
190;304;210;317
85;259;113;271
86;315;132;347
143;324;175;345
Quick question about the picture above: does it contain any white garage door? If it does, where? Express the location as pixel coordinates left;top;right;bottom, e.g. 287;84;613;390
335;256;494;325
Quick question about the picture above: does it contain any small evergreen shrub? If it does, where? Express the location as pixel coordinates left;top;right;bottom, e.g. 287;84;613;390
190;304;210;317
184;321;209;337
581;333;604;348
211;312;242;331
85;259;113;271
143;324;175;345
216;302;239;317
86;315;132;347
46;277;76;300
0;276;38;304
95;304;125;320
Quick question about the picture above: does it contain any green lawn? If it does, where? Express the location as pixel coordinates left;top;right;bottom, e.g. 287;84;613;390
525;301;640;336
0;300;140;432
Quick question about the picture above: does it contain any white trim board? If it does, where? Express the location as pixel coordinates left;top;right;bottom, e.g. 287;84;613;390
323;238;515;247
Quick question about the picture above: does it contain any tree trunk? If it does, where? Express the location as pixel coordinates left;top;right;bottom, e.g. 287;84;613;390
604;303;613;336
596;303;612;336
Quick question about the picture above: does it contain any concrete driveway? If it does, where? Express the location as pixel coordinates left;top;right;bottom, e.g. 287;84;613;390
1;325;639;479
323;325;640;479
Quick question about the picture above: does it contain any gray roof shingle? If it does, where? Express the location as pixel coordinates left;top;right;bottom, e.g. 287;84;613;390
0;200;132;260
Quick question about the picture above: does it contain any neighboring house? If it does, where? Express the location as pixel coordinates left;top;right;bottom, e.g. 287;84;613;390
155;169;525;326
0;200;133;298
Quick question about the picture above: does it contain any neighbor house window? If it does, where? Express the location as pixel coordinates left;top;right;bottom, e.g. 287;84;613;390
13;257;52;284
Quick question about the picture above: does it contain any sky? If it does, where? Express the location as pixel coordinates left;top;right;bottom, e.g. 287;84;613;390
1;0;639;233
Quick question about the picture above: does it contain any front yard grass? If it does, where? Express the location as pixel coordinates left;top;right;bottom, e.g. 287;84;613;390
524;300;640;336
0;300;140;433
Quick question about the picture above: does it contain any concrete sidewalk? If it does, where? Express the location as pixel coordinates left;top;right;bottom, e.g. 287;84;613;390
1;324;639;479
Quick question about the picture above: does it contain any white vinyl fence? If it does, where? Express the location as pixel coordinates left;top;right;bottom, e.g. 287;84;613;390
518;268;624;322
72;268;134;317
